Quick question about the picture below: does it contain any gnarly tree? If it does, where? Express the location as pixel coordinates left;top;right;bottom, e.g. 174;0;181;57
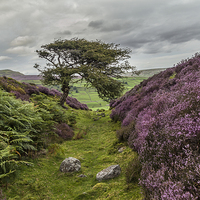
34;38;136;108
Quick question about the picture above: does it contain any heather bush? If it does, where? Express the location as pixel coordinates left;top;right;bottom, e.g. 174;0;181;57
55;123;74;140
49;88;62;97
38;85;50;95
23;82;40;95
66;96;89;110
110;53;200;199
0;77;89;110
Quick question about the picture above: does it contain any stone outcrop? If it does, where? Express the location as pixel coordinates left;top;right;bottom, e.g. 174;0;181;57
96;165;121;181
60;157;81;172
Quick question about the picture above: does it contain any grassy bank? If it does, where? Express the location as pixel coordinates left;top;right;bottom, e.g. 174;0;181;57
2;109;143;200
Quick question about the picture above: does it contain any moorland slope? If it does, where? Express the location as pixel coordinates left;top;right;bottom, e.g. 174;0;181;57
110;53;200;199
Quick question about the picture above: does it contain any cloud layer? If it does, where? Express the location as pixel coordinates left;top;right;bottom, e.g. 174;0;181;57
0;0;200;74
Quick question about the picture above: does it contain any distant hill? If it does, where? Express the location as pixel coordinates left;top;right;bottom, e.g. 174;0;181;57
137;68;167;77
0;69;41;80
0;69;24;77
125;68;167;77
0;68;167;81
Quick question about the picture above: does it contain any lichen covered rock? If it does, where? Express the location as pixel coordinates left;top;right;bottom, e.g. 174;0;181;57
96;165;121;181
60;157;81;172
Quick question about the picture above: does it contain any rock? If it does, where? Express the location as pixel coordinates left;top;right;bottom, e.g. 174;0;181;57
93;117;100;121
60;157;81;172
96;165;121;181
118;147;126;153
101;113;106;117
78;174;87;178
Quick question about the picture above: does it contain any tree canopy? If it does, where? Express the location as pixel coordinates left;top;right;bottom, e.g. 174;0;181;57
34;38;135;107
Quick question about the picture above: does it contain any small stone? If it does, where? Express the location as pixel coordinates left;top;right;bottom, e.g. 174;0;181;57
101;113;106;117
118;147;126;153
78;174;87;178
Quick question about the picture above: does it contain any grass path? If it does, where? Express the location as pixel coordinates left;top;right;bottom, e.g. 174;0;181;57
3;110;143;200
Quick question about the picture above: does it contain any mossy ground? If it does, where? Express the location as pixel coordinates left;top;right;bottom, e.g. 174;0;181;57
2;109;143;200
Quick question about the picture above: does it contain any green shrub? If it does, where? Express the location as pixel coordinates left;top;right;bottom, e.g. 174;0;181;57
125;155;142;183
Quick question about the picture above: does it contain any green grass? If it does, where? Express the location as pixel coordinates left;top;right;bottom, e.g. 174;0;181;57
2;109;143;200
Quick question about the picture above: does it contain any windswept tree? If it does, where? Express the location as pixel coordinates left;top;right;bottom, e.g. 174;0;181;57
34;38;136;108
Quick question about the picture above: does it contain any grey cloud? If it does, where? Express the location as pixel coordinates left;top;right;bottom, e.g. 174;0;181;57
159;23;200;44
57;31;72;35
88;20;104;29
1;0;200;73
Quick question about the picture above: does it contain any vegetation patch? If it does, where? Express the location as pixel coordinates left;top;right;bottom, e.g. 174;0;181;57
1;109;143;199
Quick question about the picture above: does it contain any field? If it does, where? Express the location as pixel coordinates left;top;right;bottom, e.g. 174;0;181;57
19;76;147;110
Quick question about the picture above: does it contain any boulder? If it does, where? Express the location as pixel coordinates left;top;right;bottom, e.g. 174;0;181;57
96;165;121;181
60;157;81;172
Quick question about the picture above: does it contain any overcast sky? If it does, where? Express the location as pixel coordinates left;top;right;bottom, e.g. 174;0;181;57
0;0;200;74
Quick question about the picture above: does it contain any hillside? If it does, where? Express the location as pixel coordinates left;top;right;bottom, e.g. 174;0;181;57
0;69;41;81
0;76;89;110
0;69;24;77
0;80;143;199
110;53;200;199
137;68;167;77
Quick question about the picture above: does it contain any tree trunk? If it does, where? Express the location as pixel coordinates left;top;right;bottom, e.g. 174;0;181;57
60;85;70;109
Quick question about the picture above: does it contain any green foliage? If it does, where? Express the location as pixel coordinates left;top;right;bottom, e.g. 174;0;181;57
2;109;143;199
31;93;69;123
169;72;177;79
125;156;142;183
0;90;40;181
34;38;136;105
0;90;62;182
0;77;25;93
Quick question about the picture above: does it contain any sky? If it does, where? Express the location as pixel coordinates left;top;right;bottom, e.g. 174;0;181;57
0;0;200;75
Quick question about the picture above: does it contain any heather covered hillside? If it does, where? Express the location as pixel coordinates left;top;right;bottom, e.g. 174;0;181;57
0;77;89;110
110;53;200;199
